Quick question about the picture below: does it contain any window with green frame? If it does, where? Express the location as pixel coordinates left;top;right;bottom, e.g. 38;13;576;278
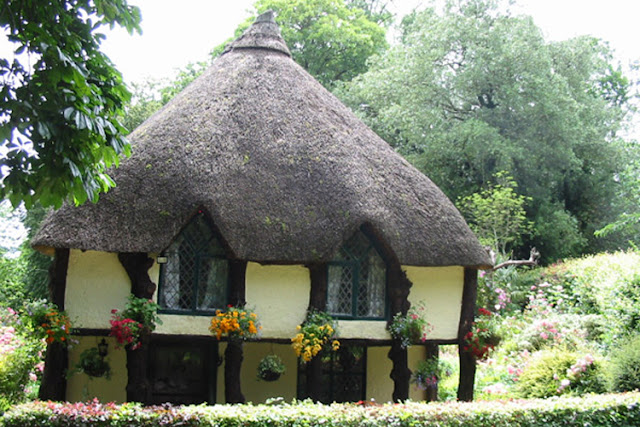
326;231;387;319
158;212;228;314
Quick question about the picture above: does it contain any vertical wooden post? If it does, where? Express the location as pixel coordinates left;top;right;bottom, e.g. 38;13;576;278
387;265;412;402
225;260;247;403
224;340;245;403
425;343;439;402
39;248;69;401
118;252;156;404
305;264;328;401
457;268;478;402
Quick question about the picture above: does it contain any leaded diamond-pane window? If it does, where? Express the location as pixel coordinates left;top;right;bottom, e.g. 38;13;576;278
327;231;387;319
159;213;228;313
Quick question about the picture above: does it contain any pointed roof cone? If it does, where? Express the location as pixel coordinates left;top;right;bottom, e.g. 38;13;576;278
33;13;491;268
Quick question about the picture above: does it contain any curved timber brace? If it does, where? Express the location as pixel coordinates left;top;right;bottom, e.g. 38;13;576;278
118;252;156;404
387;265;412;402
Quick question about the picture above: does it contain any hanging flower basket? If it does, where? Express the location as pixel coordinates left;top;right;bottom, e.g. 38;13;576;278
75;347;111;379
257;354;286;382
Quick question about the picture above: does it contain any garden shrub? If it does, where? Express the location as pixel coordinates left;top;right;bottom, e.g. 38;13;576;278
517;348;606;398
3;393;640;427
608;334;640;392
0;307;46;413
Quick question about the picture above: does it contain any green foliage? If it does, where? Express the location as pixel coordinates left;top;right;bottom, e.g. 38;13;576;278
257;354;286;381
516;348;605;398
532;203;587;263
18;203;52;301
458;171;531;256
71;347;111;380
411;357;453;390
0;0;141;208
3;393;640;426
340;0;633;259
607;334;640;392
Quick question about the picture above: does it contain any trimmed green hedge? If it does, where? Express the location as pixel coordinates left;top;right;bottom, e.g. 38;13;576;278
2;393;640;427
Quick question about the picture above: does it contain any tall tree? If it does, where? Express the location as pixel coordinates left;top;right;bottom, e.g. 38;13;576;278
212;0;388;89
125;0;389;132
340;0;633;261
0;0;141;208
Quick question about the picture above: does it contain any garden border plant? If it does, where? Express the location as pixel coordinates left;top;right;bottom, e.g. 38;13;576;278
2;392;640;426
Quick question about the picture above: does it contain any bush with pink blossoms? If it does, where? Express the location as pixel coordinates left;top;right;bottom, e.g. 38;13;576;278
0;307;45;413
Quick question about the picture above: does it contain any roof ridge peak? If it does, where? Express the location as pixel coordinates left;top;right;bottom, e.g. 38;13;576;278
223;10;291;57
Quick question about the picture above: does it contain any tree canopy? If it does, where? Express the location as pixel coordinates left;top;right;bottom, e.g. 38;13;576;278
339;0;635;261
0;0;141;208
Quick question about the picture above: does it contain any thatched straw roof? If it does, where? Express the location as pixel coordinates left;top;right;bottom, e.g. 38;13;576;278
33;12;491;268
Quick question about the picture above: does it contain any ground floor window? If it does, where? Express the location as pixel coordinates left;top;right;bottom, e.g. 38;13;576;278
297;345;366;403
149;337;218;405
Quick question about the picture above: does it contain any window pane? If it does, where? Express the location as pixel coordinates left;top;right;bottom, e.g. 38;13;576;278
357;250;386;318
197;257;228;311
159;213;228;312
327;265;353;316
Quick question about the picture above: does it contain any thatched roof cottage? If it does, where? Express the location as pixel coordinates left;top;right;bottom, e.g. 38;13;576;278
34;11;491;405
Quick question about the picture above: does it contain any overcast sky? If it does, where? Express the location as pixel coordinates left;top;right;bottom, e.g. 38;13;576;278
100;0;640;84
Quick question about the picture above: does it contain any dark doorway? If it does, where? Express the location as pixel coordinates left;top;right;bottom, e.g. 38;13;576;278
298;345;366;403
149;337;218;405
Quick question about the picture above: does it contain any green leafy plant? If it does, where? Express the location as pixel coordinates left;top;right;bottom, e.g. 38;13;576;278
72;347;111;379
607;334;640;392
257;354;286;382
291;310;339;363
388;302;431;349
412;358;453;390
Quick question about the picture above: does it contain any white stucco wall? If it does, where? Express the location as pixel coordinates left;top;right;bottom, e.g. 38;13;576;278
404;266;464;340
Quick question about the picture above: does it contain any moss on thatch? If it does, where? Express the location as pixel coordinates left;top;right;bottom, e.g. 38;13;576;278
33;12;491;268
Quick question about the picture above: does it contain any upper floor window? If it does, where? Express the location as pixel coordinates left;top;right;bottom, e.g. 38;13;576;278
326;231;387;319
158;213;228;313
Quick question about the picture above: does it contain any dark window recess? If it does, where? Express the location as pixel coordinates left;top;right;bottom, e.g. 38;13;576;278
149;340;218;405
298;345;367;403
327;231;386;319
159;213;228;313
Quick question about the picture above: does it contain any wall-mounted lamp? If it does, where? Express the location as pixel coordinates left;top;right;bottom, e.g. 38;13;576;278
156;256;168;264
98;338;109;357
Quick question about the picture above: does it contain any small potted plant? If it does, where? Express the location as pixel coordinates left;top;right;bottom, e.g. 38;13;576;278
209;305;261;341
257;354;286;381
388;302;431;349
74;347;111;379
411;358;453;390
291;310;340;363
26;300;73;345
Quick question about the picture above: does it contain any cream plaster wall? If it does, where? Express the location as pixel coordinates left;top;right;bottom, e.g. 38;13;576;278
337;320;389;340
65;250;131;328
66;336;127;403
404;266;464;340
240;343;298;403
245;263;310;339
366;346;427;403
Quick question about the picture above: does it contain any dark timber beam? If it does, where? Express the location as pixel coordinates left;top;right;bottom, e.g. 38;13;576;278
118;252;156;403
39;248;70;401
457;268;478;402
